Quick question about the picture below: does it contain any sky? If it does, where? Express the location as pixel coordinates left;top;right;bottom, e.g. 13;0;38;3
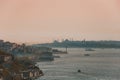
0;0;120;44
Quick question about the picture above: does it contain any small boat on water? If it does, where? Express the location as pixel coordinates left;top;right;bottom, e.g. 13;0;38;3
85;48;95;51
52;49;68;54
84;54;90;56
78;69;81;73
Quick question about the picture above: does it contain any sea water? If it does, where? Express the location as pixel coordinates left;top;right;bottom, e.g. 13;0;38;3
36;48;120;80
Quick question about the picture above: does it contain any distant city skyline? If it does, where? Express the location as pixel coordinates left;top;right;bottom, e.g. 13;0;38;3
0;0;120;43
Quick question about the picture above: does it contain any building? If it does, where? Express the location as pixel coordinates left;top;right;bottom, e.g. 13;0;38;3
0;51;14;64
0;73;3;80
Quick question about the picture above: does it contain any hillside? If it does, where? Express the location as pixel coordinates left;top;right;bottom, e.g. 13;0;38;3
0;50;43;80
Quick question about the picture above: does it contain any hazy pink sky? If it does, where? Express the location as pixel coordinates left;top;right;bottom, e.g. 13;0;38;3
0;0;120;43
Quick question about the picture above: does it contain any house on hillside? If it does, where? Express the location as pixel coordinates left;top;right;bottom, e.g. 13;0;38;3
21;68;43;80
0;50;14;63
0;73;3;80
0;54;14;63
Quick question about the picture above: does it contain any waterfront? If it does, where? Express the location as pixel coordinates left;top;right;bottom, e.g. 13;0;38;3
37;48;120;80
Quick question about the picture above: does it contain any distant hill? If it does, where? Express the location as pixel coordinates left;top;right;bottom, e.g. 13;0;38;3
34;39;120;48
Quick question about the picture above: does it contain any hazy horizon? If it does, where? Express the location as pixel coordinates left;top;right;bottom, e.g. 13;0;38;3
0;0;120;43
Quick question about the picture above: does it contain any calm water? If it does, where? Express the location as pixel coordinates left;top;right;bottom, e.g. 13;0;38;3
36;48;120;80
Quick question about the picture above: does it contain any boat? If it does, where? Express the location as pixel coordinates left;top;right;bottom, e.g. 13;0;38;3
52;49;68;54
85;48;95;51
84;54;90;56
78;69;81;73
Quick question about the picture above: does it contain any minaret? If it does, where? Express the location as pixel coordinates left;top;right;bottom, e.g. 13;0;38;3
66;46;68;53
